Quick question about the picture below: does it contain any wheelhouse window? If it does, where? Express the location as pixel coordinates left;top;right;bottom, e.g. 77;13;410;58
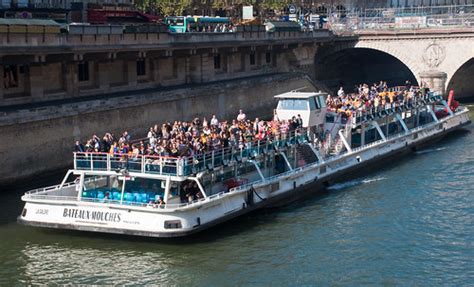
318;95;326;108
310;96;326;110
309;97;317;110
277;99;309;111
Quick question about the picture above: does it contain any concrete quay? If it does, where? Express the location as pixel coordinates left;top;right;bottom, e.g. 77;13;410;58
0;72;316;186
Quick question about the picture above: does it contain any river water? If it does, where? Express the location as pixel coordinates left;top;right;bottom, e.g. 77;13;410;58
1;107;473;285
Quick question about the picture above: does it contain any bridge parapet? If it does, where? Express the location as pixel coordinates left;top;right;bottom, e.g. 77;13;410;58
0;29;334;55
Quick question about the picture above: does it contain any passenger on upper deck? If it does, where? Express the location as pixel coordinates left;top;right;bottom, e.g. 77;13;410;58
74;80;421;159
237;109;246;122
74;140;85;153
326;80;423;118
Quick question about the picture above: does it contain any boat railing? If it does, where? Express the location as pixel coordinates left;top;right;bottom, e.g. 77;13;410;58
23;186;243;210
230;163;312;194
349;118;439;154
350;92;443;127
27;107;467;208
74;128;310;177
25;181;77;195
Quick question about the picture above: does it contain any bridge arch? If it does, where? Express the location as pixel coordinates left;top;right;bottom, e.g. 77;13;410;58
447;57;474;100
314;45;418;94
353;41;424;84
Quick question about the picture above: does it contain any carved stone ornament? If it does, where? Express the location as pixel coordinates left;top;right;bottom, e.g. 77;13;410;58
422;43;446;68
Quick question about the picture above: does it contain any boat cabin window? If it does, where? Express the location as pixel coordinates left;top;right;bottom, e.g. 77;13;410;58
307;96;327;110
169;181;180;198
318;95;326;108
122;178;165;198
83;175;122;193
81;175;165;203
277;99;309;111
309;97;317;110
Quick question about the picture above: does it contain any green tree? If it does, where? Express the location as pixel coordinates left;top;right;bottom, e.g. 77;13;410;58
134;0;193;16
259;0;292;18
155;0;193;16
134;0;151;11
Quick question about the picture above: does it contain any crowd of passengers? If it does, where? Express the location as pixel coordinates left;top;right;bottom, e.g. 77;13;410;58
74;109;304;158
327;80;429;117
75;80;430;157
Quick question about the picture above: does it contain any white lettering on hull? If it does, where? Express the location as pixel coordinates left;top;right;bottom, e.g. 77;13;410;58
62;208;121;223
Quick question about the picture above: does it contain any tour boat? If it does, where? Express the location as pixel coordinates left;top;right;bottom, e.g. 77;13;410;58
18;89;471;237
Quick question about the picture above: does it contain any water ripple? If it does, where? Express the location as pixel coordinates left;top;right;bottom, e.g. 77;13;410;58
0;112;473;285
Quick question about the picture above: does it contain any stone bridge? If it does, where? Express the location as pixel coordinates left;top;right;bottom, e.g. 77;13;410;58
311;28;474;99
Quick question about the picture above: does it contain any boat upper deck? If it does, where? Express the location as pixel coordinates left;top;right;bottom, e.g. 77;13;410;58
74;92;451;178
74;129;310;177
330;92;446;128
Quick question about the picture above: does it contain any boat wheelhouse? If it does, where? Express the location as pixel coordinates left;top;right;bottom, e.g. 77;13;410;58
18;89;471;237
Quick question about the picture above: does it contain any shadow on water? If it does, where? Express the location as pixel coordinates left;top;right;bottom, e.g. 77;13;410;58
0;169;65;226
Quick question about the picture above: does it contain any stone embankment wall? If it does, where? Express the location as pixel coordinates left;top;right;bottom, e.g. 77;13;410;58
0;73;315;186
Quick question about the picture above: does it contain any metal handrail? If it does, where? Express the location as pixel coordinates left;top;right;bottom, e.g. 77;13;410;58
332;92;442;127
328;5;474;33
26;181;76;195
74;127;309;177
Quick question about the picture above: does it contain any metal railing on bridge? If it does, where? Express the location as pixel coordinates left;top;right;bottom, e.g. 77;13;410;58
327;4;474;33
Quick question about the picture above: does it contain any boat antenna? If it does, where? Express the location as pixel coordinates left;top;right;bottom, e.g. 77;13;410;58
291;87;307;92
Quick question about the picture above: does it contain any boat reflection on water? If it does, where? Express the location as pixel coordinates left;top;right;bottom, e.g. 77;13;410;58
20;241;179;285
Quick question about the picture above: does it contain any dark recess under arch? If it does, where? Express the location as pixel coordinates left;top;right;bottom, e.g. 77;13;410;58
314;48;418;95
447;58;474;101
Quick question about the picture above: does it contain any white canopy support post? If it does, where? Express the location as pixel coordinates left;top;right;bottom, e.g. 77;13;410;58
177;157;184;176
120;176;126;205
426;105;439;122
107;153;112;171
163;177;171;203
360;124;366;146
191;177;207;199
395;113;409;133
280;152;293;171
372;121;387;141
248;160;265;182
306;143;324;163
441;100;454;116
76;172;84;201
338;129;352;153
59;170;73;189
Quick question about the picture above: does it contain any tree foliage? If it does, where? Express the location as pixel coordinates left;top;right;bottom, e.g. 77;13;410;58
135;0;193;16
134;0;296;16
